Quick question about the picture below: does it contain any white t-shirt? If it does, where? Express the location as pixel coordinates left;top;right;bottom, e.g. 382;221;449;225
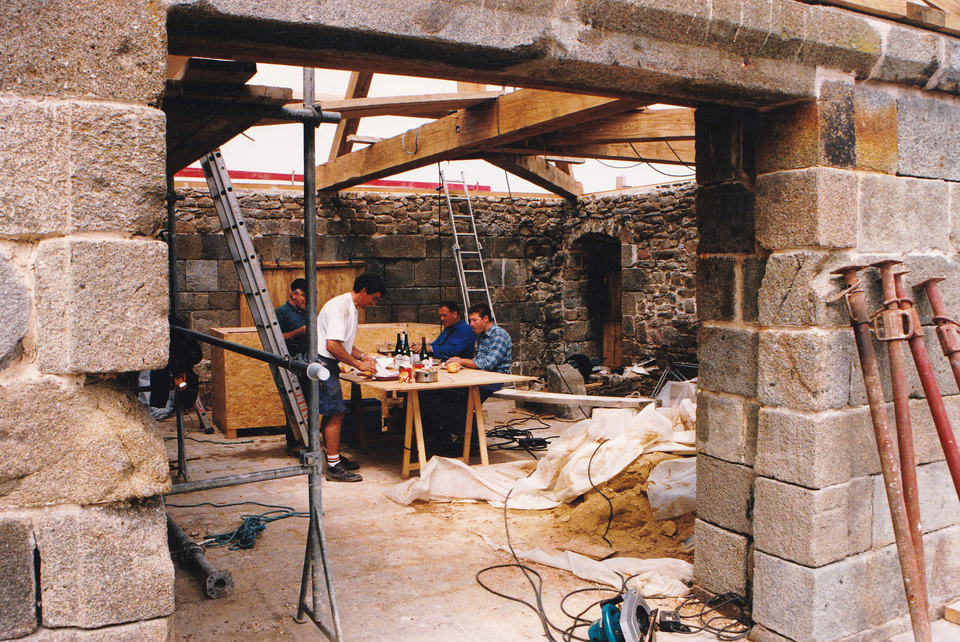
316;292;358;361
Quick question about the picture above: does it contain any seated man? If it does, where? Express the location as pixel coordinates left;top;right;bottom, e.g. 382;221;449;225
426;301;513;455
412;300;474;361
447;301;512;400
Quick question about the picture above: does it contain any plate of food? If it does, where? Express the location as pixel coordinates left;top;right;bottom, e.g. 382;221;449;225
373;373;399;381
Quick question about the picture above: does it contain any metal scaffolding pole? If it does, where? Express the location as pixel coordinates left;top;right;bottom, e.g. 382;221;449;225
294;66;343;641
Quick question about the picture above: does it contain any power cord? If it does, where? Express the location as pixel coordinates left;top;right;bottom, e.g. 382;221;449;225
165;501;309;550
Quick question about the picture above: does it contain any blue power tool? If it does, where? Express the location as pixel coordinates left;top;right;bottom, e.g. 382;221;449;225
588;588;654;642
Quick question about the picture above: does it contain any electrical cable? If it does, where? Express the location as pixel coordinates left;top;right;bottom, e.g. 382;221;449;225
163;436;255;445
585;439;614;548
165;501;309;550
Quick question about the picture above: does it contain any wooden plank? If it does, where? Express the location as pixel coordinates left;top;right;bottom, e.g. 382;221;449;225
484;155;583;200
493;389;654;408
316;89;640;192
329;71;373;160
238;262;365;327
945;599;960;624
538;108;695;146
320;90;505;119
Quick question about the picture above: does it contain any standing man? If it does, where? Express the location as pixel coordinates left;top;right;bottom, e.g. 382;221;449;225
315;273;384;482
412;300;474;361
275;278;309;451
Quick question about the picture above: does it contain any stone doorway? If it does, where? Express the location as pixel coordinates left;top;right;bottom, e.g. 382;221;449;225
575;233;623;366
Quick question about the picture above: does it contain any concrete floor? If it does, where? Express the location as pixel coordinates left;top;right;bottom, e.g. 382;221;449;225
161;399;960;641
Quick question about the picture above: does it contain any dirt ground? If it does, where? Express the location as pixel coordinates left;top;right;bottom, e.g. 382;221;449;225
160;399;707;641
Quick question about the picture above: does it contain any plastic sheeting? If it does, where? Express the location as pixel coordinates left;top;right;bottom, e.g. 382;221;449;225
646;458;697;519
475;532;693;597
384;404;696;510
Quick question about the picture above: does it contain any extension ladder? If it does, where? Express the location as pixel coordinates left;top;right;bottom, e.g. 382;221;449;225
440;171;496;321
200;150;309;444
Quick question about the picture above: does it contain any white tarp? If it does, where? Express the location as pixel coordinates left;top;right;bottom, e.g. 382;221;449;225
384;404;696;510
475;532;693;597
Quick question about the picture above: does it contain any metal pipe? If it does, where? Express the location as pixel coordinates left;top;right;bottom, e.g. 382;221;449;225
166;513;234;599
167;177;189;480
296;66;343;641
830;266;930;642
170;325;327;381
166;465;311;495
910;277;960;500
870;261;928;615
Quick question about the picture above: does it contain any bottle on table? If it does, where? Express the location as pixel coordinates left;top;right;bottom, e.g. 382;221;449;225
420;337;430;368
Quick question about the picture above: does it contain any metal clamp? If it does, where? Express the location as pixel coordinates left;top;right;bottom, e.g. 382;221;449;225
869;307;914;341
932;316;960;355
300;450;323;468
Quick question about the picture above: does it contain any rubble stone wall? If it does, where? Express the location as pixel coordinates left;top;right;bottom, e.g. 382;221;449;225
0;2;173;640
173;183;699;382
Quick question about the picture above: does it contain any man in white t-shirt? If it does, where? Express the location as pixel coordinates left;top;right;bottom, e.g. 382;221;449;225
314;273;384;482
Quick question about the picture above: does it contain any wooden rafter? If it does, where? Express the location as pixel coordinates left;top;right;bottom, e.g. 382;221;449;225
329;71;373;160
539;108;694;145
484;155;583;200
315;89;641;193
495;139;696;165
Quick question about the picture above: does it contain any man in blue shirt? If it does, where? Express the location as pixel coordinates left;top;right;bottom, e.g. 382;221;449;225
276;278;309;357
412;301;474;361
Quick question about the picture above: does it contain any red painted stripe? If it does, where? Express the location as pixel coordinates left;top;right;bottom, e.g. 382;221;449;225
174;167;490;191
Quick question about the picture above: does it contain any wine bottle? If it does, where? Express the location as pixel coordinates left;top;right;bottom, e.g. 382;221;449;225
420;337;429;363
395;332;403;355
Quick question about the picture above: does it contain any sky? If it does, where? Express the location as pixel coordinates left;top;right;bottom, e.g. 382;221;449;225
203;64;696;195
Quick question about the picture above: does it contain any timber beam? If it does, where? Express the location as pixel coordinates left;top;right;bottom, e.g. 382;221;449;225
315;89;641;192
483;155;583;200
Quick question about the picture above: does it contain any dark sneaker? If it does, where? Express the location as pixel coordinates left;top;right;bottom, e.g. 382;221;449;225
338;454;360;471
325;463;362;482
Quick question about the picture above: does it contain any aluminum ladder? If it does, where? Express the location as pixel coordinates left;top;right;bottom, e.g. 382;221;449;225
200;150;309;444
440;170;496;321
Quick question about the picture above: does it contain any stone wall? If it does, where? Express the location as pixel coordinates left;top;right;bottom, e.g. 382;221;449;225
172;182;699;383
695;87;960;641
0;2;174;639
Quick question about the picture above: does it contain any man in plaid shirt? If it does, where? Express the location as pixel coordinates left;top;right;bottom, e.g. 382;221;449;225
426;301;513;456
446;301;512;400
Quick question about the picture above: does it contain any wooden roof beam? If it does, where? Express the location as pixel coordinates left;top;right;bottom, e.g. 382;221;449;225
532;108;695;146
484;155;583;200
316;89;641;192
329;71;373;160
493;139;696;165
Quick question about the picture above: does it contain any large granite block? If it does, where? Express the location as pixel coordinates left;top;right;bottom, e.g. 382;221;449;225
0;516;36;638
755;406;879;489
696;391;757;466
872;460;960;548
693;519;751;597
35;238;168;374
0;255;29;369
697;455;755;536
758;329;853;411
0;1;165;102
695;183;755;254
898;92;960;182
35;501;174;629
753;476;872;567
858;174;950;253
755;168;857;250
0;97;165;237
0;377;171;509
696;256;736;322
698;325;758;398
21;617;172;641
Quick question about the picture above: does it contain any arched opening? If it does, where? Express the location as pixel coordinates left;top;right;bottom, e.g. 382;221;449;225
574;233;622;367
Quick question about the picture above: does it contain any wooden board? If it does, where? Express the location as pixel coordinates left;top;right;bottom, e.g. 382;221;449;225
210;327;288;437
238;261;365;327
945;599;960;625
493;388;654;408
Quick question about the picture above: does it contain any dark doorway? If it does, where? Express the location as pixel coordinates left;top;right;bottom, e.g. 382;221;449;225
576;234;622;366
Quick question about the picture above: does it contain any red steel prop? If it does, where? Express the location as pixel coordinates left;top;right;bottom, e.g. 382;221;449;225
830;266;930;642
869;261;927;609
912;277;960;499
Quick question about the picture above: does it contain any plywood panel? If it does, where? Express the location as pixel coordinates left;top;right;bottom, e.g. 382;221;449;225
210;327;288;437
238;261;365;327
210;323;445;434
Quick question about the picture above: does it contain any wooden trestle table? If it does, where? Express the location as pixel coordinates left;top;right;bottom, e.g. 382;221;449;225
340;368;535;478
